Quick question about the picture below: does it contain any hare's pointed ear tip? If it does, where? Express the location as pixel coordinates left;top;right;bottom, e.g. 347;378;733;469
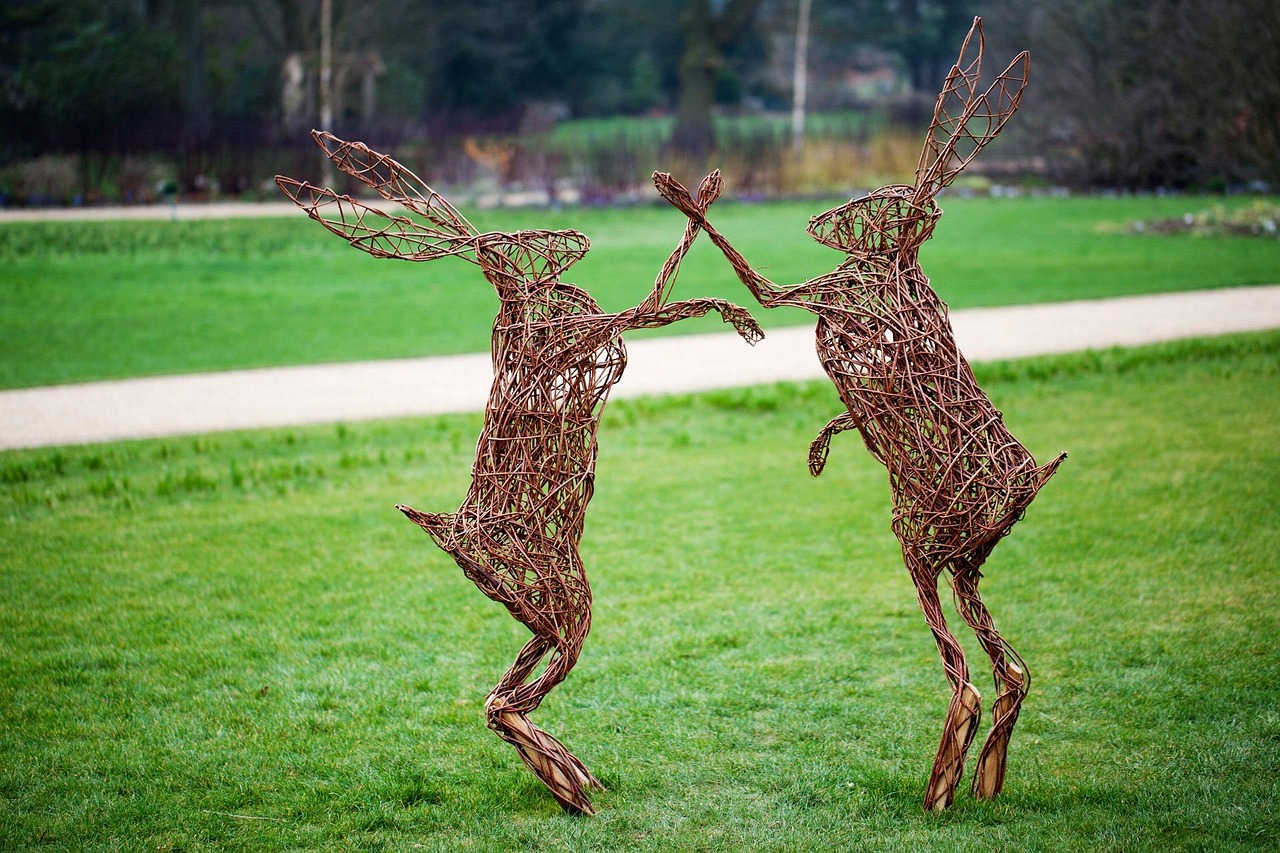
1004;50;1031;85
653;172;679;193
311;129;345;151
274;175;299;199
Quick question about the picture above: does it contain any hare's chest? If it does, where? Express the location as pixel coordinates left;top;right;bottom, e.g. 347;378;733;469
491;325;626;415
544;337;627;406
815;305;956;410
816;311;911;383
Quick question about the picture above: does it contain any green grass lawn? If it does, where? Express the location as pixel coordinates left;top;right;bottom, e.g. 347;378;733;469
1;195;1278;389
2;332;1277;851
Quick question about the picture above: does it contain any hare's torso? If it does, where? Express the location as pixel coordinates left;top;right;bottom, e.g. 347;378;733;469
442;283;624;624
811;263;1047;559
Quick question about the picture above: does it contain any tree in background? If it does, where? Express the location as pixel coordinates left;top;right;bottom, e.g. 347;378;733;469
0;1;182;158
883;0;975;97
234;0;386;137
669;0;762;158
979;0;1280;189
2;0;1275;194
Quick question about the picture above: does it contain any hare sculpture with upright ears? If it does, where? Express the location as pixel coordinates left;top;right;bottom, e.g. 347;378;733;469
657;17;1066;811
276;136;761;815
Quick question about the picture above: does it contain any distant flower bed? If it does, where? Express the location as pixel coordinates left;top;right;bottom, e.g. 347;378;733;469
1131;200;1280;238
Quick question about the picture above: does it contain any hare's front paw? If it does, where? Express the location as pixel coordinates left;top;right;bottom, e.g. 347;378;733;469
718;302;763;345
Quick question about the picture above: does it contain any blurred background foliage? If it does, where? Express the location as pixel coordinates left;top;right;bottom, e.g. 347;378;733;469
0;0;1276;205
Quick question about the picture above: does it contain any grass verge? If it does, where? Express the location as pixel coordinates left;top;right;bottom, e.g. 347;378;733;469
1;195;1278;388
1;331;1278;851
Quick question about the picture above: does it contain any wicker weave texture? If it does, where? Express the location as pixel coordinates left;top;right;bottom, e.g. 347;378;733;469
656;17;1064;811
277;140;760;814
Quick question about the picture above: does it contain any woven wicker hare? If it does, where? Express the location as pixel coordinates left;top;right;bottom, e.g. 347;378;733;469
657;17;1065;811
276;134;760;814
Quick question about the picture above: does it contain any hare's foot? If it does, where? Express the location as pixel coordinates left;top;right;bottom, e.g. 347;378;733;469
972;664;1027;799
488;706;603;815
923;682;982;812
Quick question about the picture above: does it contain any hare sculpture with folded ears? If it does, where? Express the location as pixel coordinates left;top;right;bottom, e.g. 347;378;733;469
277;135;761;815
657;17;1066;811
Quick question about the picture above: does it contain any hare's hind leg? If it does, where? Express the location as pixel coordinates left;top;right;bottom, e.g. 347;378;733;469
485;586;601;814
951;558;1028;800
905;550;982;812
486;638;603;814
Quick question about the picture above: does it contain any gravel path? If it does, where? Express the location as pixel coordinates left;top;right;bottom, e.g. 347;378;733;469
0;201;303;222
2;284;1278;450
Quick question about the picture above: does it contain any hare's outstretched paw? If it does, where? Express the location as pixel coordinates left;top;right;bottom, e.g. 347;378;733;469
695;170;723;208
716;301;764;345
923;682;981;812
652;172;704;220
808;434;831;477
972;663;1026;799
487;702;603;815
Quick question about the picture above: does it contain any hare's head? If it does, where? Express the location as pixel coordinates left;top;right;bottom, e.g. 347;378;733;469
807;186;940;255
278;132;597;298
809;18;1028;259
475;229;590;289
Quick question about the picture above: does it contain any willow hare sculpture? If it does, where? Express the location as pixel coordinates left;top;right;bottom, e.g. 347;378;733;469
277;133;761;814
656;18;1065;811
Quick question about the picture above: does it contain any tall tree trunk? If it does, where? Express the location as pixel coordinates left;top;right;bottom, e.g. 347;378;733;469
790;0;812;156
671;0;719;158
669;0;760;159
319;0;333;132
319;0;334;183
176;0;210;149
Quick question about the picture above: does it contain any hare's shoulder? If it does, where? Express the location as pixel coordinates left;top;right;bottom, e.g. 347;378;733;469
540;281;605;315
495;283;625;367
494;282;604;326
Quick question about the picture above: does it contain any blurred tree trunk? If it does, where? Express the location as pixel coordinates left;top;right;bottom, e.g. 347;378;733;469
237;0;315;134
669;0;760;158
790;0;812;155
146;0;210;148
319;0;333;131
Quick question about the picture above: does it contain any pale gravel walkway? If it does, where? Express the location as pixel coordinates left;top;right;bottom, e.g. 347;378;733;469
0;201;303;222
2;284;1278;450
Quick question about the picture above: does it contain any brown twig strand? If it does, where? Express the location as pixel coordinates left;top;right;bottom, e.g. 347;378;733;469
656;17;1064;812
276;138;761;815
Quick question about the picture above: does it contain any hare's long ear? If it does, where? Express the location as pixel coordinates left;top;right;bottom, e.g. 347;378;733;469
275;177;477;263
311;130;476;243
914;17;1029;199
